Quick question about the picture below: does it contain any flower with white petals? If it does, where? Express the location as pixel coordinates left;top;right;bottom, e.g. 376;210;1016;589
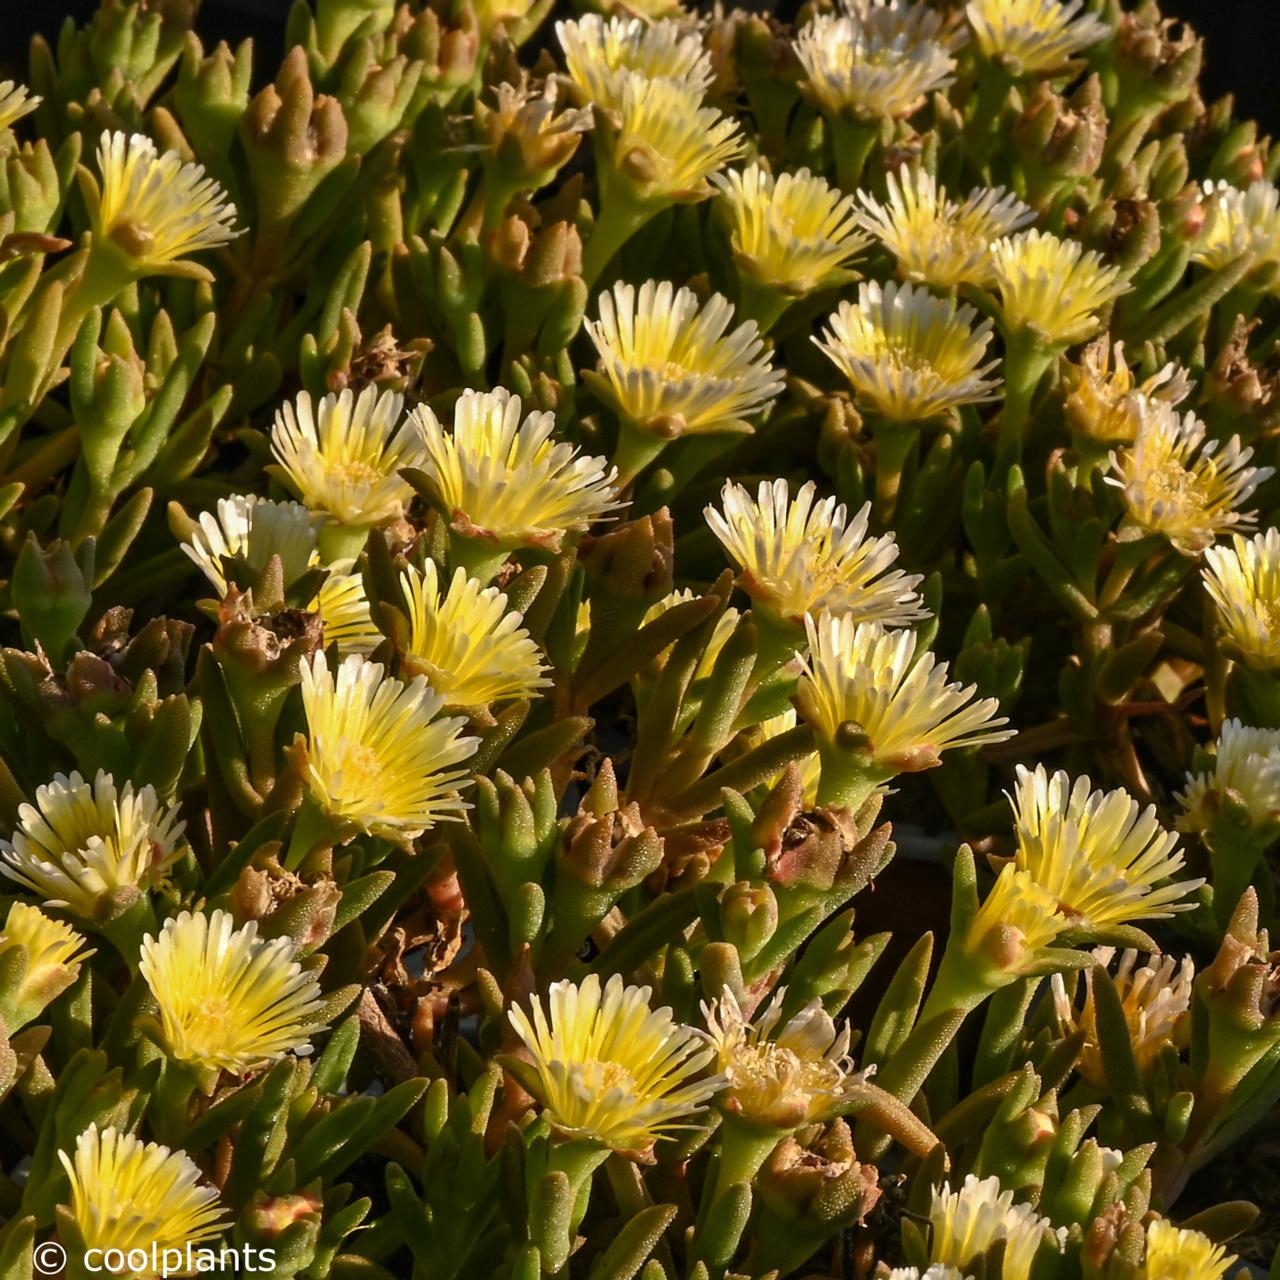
990;230;1129;347
856;166;1035;289
1010;763;1202;931
794;4;959;121
411;388;620;551
705;479;925;626
1063;335;1192;448
1178;718;1280;840
1192;180;1280;279
271;386;423;529
0;770;184;917
929;1174;1062;1280
711;163;869;294
585;280;783;439
1107;400;1270;555
1141;1219;1237;1280
1052;947;1193;1088
399;560;549;707
506;973;723;1155
966;0;1108;75
702;986;869;1129
85;131;239;278
1202;529;1280;669
0;902;93;1030
816;280;1001;423
0;81;39;133
557;15;713;112
182;495;321;596
298;654;478;843
642;589;741;681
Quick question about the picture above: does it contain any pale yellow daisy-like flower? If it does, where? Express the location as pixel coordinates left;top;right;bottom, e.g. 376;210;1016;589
961;864;1065;981
815;280;1000;423
796;613;1013;774
705;479;925;626
738;709;825;804
399;561;549;707
585;280;783;439
1178;718;1280;837
181;494;380;656
0;770;185;918
506;973;723;1155
557;15;713;113
855;166;1035;289
139;909;328;1074
411;389;620;552
966;0;1108;75
606;73;743;203
702;986;869;1130
1010;763;1203;932
711;163;869;294
0;80;39;132
887;1269;969;1280
794;4;958;121
83;131;239;277
1142;1219;1238;1280
298;653;478;843
0;901;93;1031
182;494;321;596
930;1175;1062;1280
1063;334;1192;448
315;570;383;657
1107;400;1271;556
641;589;741;681
271;386;424;529
990;229;1129;347
59;1125;226;1261
1202;529;1280;669
1191;180;1280;278
1051;947;1193;1089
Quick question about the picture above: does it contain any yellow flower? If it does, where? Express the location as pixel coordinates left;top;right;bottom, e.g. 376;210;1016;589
855;166;1036;289
1010;763;1202;932
929;1174;1062;1280
181;494;381;656
557;15;712;113
1051;947;1193;1089
961;865;1066;981
1202;529;1280;669
796;613;1013;773
0;902;93;1031
271;386;423;529
585;280;783;438
83;131;239;278
298;653;478;843
966;0;1109;75
399;561;549;707
705;478;925;626
815;280;1000;423
0;80;39;132
506;973;722;1155
1178;718;1280;836
1141;1219;1237;1280
315;570;383;657
711;163;869;294
1191;180;1280;279
411;388;619;552
59;1125;226;1262
1063;335;1191;448
0;770;185;918
794;4;958;121
139;909;328;1074
887;1270;968;1280
606;73;742;203
990;229;1129;347
737;709;825;804
1107;400;1270;556
702;986;868;1130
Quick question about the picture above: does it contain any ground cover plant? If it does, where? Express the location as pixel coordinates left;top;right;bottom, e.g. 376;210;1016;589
0;0;1278;1276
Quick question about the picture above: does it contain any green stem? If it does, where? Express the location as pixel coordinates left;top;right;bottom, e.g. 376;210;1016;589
611;418;671;492
997;329;1055;472
829;116;880;192
814;742;886;811
581;187;659;288
870;421;917;529
735;276;793;336
285;795;335;871
1207;834;1268;932
447;531;510;585
317;521;373;566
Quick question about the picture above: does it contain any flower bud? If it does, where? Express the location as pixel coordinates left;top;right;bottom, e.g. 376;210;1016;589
12;534;93;663
175;35;253;172
241;1187;324;1278
720;882;778;963
0;903;92;1032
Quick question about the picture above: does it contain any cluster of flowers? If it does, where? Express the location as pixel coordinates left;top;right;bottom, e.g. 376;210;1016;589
2;0;1280;1276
